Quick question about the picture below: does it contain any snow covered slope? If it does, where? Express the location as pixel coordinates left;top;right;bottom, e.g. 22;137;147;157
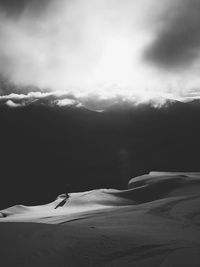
0;172;200;266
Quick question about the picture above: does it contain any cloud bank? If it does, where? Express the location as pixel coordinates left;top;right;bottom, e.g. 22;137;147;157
0;0;200;101
0;90;192;111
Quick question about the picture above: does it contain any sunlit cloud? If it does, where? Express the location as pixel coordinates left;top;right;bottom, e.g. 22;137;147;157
5;100;23;108
0;90;190;111
56;98;82;107
0;0;200;102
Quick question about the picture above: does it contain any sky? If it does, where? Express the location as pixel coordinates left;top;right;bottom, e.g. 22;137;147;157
0;0;200;104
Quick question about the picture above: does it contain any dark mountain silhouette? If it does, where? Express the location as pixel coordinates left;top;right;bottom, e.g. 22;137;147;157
0;99;200;209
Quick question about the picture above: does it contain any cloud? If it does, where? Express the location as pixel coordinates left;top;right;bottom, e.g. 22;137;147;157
0;0;200;101
5;100;23;108
0;90;190;110
144;0;200;70
0;0;162;93
0;91;84;108
56;98;82;107
0;0;51;16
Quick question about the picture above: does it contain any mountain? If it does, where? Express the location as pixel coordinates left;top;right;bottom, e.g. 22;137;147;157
0;99;200;208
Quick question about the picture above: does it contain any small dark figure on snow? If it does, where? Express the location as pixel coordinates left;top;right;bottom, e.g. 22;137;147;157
55;192;70;209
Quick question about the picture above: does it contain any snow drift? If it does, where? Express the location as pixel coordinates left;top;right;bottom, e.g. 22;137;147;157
1;172;200;266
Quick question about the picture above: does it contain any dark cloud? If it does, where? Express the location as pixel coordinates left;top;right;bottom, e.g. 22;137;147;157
144;0;200;70
0;0;26;15
0;0;51;16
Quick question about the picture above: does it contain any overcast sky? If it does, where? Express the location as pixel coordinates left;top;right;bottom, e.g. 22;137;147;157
0;0;200;102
